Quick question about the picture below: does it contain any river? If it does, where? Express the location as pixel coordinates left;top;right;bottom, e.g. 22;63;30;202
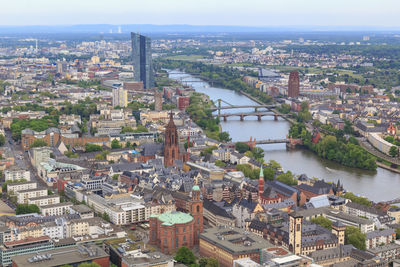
168;71;400;202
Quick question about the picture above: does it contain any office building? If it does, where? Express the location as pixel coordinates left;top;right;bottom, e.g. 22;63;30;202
11;244;109;267
131;33;154;89
154;91;163;111
112;86;128;108
0;236;54;267
288;71;300;98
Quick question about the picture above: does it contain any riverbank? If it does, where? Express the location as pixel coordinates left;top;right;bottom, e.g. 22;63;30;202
168;70;400;202
376;162;400;174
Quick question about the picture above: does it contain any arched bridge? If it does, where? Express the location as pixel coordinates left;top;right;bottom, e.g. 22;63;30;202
384;198;400;205
213;111;289;121
238;136;303;149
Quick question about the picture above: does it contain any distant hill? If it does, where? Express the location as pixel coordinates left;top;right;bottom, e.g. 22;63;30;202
0;24;399;34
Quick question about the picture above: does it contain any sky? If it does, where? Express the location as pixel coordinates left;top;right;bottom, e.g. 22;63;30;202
1;0;399;27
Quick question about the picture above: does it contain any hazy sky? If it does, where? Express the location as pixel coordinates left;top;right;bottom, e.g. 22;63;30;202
1;0;399;27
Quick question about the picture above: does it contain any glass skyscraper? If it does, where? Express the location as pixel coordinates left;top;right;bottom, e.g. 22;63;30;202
131;33;154;89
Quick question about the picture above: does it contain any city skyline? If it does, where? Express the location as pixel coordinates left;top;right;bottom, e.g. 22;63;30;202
1;0;400;28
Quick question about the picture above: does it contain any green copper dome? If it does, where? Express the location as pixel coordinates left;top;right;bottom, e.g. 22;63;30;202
152;211;194;226
192;185;200;191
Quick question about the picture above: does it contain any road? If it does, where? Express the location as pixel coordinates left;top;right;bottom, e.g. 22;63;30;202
3;130;50;190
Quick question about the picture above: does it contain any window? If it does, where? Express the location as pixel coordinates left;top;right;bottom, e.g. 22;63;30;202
197;205;200;212
175;237;179;248
197;218;199;224
296;224;300;231
164;238;167;245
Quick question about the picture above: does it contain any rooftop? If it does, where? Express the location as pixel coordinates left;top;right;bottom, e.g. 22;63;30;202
0;200;15;215
150;211;193;226
200;226;273;255
11;244;108;267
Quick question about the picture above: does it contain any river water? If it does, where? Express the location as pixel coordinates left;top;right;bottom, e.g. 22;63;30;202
169;72;400;202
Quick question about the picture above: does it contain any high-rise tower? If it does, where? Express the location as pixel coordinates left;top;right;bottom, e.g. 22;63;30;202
288;71;300;98
112;86;128;108
131;33;154;89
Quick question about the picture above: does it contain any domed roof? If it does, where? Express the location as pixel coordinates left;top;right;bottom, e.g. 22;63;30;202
192;185;200;191
152;211;193;226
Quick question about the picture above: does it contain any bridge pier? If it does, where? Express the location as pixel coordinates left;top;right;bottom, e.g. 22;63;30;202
240;114;244;121
255;107;258;112
257;115;262;121
223;115;227;122
274;114;278;121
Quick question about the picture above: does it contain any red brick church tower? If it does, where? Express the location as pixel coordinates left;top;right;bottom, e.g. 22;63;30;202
164;112;180;166
190;185;204;243
258;167;264;197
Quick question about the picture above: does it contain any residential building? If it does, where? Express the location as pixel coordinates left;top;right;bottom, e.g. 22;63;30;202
16;188;48;204
7;182;37;194
366;229;396;249
4;169;30;182
39;202;73;216
112;86;128;108
27;195;60;207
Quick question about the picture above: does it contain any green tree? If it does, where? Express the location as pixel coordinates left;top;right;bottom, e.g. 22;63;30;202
77;263;101;267
268;160;282;170
199;258;219;267
311;216;332;229
102;212;110;222
0;134;5;146
121;126;134;133
345;226;366;250
200;146;218;156
218;131;231;142
174;246;196;265
389;146;398;157
276;171;297;185
30;139;49;148
134;124;148;133
235;142;250;153
112;174;119;180
16;204;40;215
263;167;275;181
214;160;226;167
343;193;372;207
64;151;78;158
85;143;103;152
111;139;122;149
395;228;400;239
2;179;27;192
251;147;264;161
